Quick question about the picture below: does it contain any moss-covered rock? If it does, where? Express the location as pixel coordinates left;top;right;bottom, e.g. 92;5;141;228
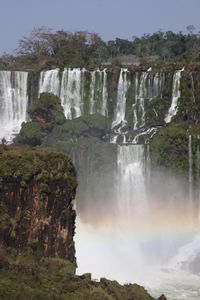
18;121;43;146
29;92;66;130
0;249;156;300
0;145;77;260
150;122;200;178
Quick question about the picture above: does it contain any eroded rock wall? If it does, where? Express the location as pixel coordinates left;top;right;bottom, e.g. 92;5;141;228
0;146;77;261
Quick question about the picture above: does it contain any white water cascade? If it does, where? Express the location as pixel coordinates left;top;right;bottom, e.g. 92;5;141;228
39;68;60;97
165;69;184;123
101;69;108;116
188;135;193;214
147;72;165;100
0;71;28;143
89;69;108;116
116;145;148;215
89;70;96;115
39;68;108;119
137;72;149;128
112;68;129;128
60;68;84;119
133;72;165;131
196;145;200;221
75;138;200;299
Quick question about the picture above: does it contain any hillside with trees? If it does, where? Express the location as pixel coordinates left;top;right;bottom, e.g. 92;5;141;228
0;26;200;70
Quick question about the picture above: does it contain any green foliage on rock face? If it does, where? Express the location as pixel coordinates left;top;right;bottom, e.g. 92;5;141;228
145;72;174;126
150;123;188;175
17;92;66;146
0;145;77;194
19;121;43;146
42;113;110;146
0;250;154;300
29;92;66;126
176;69;200;123
150;123;200;178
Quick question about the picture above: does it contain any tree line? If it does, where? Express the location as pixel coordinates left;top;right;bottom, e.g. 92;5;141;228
1;26;200;70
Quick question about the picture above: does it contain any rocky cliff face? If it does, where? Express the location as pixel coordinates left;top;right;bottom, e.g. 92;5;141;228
0;145;77;261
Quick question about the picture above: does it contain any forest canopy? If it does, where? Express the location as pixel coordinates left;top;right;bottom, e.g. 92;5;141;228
1;26;200;70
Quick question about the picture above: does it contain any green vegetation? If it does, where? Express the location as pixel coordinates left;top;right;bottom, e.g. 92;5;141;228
0;249;153;300
16;93;66;146
19;121;43;146
1;27;200;70
29;92;66;127
0;145;76;193
150;123;200;178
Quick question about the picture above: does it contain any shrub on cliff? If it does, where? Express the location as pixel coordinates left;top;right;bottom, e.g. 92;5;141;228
29;92;66;129
16;93;66;146
19;121;43;146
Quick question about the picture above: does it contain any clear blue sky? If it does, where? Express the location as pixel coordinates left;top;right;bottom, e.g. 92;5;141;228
1;0;200;55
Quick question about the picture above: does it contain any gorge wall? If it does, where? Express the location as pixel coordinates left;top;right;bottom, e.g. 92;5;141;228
0;146;77;261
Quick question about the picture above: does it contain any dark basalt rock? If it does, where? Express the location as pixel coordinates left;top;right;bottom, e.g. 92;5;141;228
157;295;167;300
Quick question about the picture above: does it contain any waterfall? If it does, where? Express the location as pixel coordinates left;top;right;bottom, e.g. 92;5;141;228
60;68;84;119
197;145;200;221
148;72;165;99
165;69;183;123
137;72;148;128
112;69;164;143
89;71;96;114
133;71;162;130
38;68;108;119
101;69;108;116
0;71;28;143
116;145;148;215
39;68;60;97
188;135;193;212
132;73;139;130
89;69;108;116
112;68;129;128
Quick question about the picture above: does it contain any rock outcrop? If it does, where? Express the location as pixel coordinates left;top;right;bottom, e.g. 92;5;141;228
0;145;77;261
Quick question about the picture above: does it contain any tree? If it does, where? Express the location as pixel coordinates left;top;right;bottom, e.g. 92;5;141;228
17;27;53;56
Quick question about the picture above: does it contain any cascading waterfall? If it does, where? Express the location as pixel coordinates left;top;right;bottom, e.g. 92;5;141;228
111;69;165;144
133;73;139;130
101;69;108;116
133;72;164;130
1;66;200;298
147;72;165;99
111;68;129;144
0;71;28;143
188;135;193;213
112;68;129;128
165;69;184;123
60;68;84;119
89;71;96;114
137;71;148;128
116;145;148;215
38;68;108;119
196;145;200;221
89;69;108;116
39;68;60;96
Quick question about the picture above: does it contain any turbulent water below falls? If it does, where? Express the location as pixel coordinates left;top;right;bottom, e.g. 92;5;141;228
75;217;200;300
75;145;200;300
